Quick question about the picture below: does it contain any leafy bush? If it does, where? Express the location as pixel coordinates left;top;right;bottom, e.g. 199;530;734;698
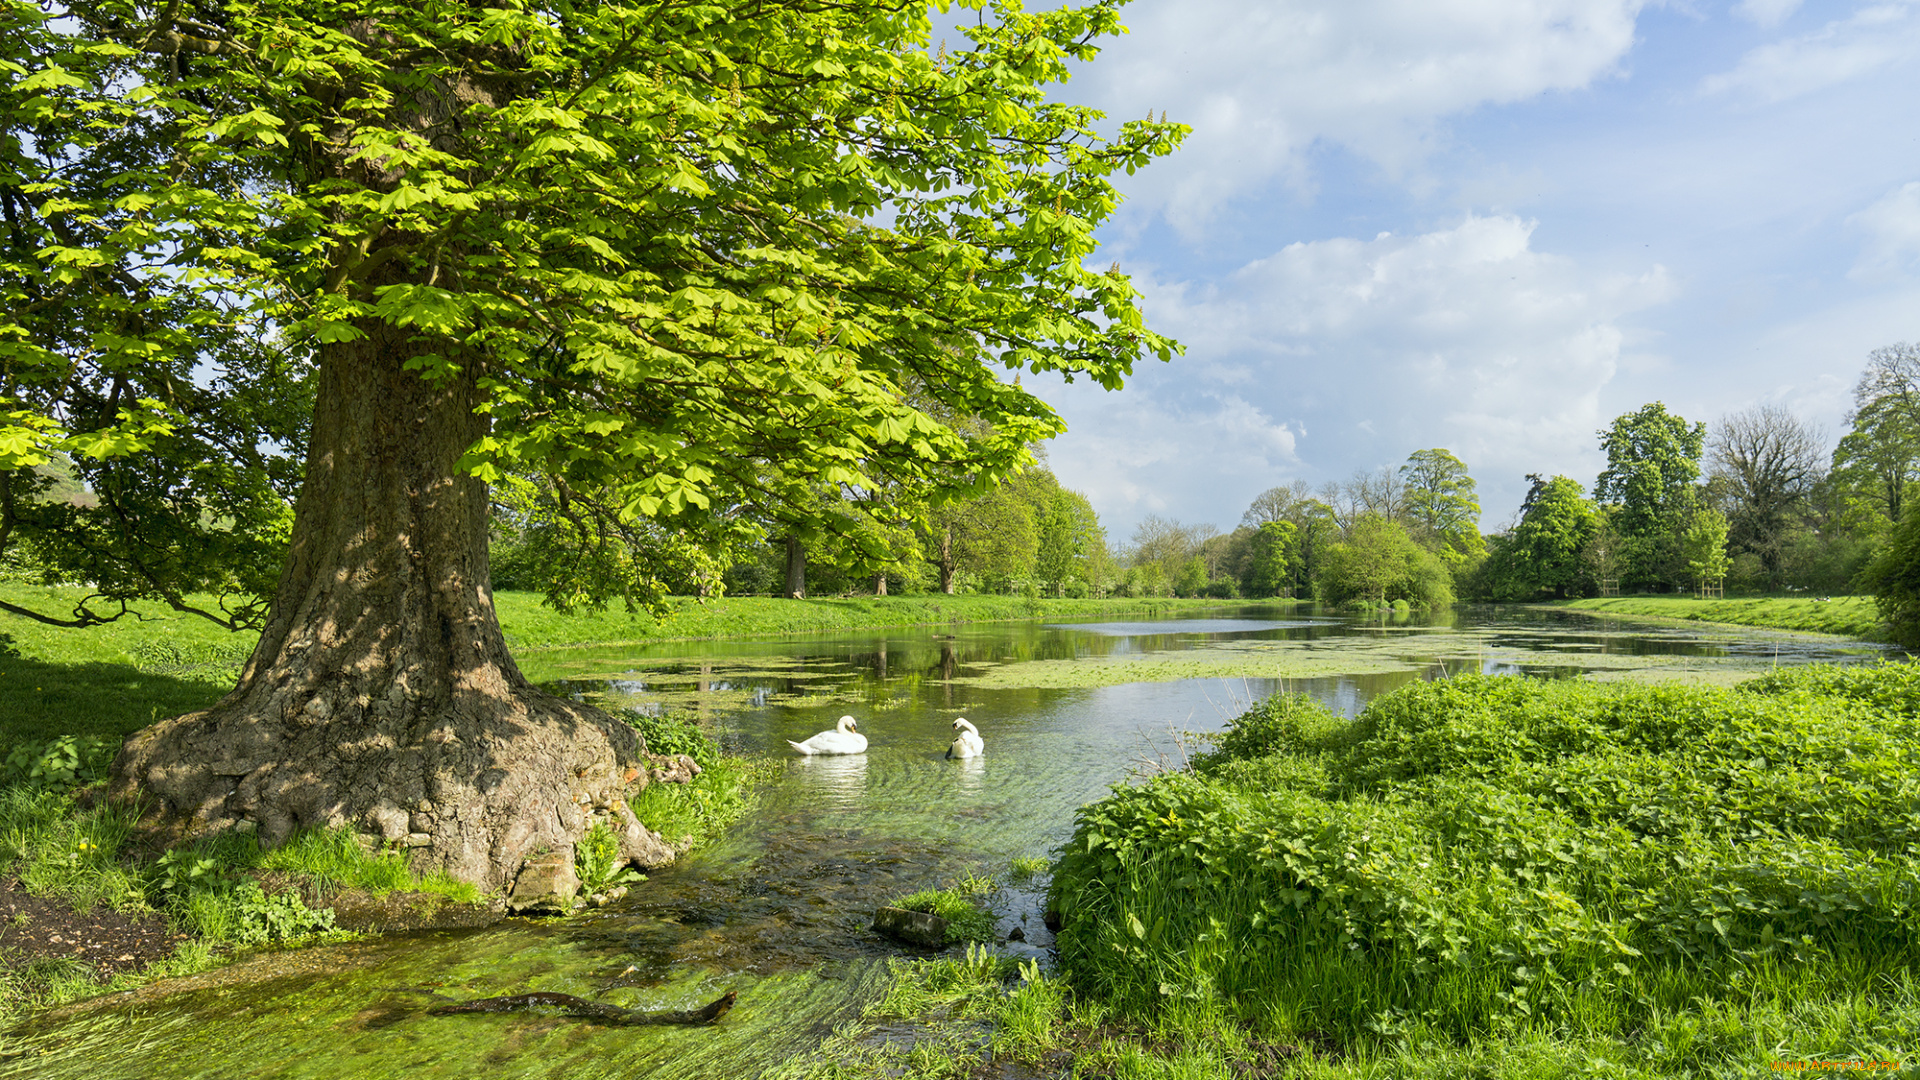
1050;668;1920;1045
225;882;336;945
625;710;717;770
574;819;644;894
1;735;117;790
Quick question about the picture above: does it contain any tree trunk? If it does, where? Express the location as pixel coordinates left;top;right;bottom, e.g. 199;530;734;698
940;525;954;594
873;571;887;596
109;327;673;894
784;536;806;599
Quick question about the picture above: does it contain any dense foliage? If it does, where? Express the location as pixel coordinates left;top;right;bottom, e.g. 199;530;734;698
4;0;1184;620
1049;667;1920;1052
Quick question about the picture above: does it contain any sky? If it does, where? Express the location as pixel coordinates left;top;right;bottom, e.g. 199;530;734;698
1010;0;1920;541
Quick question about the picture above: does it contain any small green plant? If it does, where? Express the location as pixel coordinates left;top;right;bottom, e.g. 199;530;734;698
626;711;718;770
895;877;998;946
226;881;336;945
1008;856;1049;882
574;819;644;894
1;735;115;790
153;847;231;899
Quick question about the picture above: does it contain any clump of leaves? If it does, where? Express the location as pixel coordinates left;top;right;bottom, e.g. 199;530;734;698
1;735;116;790
574;820;644;895
626;711;717;770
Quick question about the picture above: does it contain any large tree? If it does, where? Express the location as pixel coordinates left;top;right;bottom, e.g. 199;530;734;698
15;0;1181;890
1594;402;1705;589
1475;475;1596;600
1399;447;1483;569
1706;404;1824;585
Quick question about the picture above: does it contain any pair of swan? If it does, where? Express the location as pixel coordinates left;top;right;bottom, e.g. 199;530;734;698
786;716;985;760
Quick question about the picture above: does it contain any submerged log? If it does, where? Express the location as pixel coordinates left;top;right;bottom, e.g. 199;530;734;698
428;989;737;1026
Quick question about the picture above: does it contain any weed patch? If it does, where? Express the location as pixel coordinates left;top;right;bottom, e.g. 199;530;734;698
1046;665;1920;1076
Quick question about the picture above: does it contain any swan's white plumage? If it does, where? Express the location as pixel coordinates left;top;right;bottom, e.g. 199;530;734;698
788;715;867;756
946;717;984;760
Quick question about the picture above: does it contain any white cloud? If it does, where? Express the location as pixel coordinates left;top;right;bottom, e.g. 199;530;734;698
1733;0;1804;28
1043;215;1675;532
1850;180;1920;276
1075;0;1647;233
1702;2;1920;102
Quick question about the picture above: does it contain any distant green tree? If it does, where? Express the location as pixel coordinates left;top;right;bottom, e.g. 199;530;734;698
1034;486;1101;597
1315;515;1453;609
1174;557;1208;597
1832;394;1919;528
1682;508;1731;593
1861;510;1920;645
1476;476;1597;600
1245;520;1299;597
935;484;1039;594
1400;448;1485;569
1595;403;1706;589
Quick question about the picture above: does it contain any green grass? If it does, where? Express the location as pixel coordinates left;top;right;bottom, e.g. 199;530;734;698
1039;665;1920;1078
493;591;1285;650
893;872;999;947
1552;594;1883;640
771;947;1079;1080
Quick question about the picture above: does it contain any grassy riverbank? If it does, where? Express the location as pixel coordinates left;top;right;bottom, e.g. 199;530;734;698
1550;594;1884;640
496;591;1276;650
0;580;876;1022
1029;665;1920;1077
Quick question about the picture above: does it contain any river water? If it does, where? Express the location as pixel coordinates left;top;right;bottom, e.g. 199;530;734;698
0;606;1890;1079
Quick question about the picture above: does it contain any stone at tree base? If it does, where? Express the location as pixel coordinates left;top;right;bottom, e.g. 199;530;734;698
612;803;676;867
507;850;581;913
873;906;948;948
646;754;701;785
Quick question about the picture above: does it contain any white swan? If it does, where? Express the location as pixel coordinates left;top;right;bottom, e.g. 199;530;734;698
788;715;867;756
946;717;984;760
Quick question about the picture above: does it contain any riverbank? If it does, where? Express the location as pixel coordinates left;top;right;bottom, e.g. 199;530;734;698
496;592;1281;650
1546;594;1883;640
1009;665;1920;1078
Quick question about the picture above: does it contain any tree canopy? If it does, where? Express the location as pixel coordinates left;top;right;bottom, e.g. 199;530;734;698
9;0;1186;888
9;0;1183;617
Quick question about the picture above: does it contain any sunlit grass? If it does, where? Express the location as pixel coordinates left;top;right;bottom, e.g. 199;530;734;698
1556;594;1882;640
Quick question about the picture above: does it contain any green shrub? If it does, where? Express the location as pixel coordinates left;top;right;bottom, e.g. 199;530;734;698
1;735;117;790
625;710;717;770
574;819;644;894
1050;668;1920;1049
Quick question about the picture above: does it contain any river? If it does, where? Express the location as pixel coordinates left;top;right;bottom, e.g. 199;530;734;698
0;605;1890;1079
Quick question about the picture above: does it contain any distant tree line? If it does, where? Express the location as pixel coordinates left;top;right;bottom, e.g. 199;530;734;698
1107;448;1479;610
490;456;1114;603
487;340;1920;635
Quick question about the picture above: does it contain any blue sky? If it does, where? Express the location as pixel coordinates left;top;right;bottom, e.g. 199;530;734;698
1020;0;1920;541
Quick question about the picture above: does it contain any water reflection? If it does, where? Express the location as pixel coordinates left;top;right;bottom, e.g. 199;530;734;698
789;753;868;807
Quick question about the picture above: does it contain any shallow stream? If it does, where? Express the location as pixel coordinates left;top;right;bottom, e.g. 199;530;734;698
1;606;1889;1079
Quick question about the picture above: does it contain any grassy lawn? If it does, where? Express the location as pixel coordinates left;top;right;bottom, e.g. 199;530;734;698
494;591;1279;650
1550;594;1884;640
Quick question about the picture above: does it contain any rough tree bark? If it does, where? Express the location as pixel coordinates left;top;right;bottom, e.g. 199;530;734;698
940;525;954;594
110;325;674;894
784;536;806;599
